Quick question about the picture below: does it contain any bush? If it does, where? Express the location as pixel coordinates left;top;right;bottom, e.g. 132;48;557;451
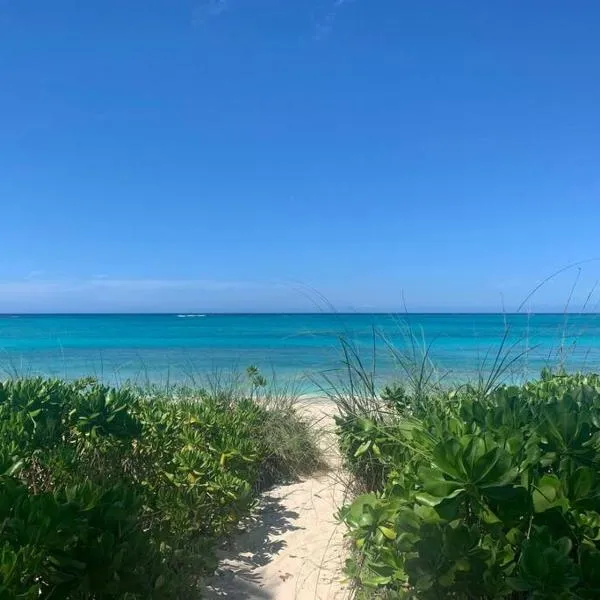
0;479;160;599
0;373;321;598
336;371;600;599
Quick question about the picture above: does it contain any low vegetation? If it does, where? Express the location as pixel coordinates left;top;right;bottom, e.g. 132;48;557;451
335;370;600;599
0;369;321;598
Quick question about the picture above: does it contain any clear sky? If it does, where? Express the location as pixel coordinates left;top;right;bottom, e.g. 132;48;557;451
1;0;600;312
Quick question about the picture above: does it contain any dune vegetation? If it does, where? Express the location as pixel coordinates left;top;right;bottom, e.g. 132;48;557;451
6;332;600;600
0;369;322;598
333;367;600;599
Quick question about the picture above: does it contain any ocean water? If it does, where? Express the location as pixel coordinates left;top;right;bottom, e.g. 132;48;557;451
1;313;600;390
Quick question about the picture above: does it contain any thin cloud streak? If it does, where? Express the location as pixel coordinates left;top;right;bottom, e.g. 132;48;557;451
0;278;270;294
0;278;287;312
315;0;356;40
192;0;229;25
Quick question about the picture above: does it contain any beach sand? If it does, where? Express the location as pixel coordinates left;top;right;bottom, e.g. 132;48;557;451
204;401;350;600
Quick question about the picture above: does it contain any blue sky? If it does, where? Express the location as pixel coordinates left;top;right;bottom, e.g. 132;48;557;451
1;0;600;312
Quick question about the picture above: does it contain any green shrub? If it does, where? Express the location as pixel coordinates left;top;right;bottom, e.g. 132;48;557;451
0;372;321;598
337;371;600;599
0;477;161;598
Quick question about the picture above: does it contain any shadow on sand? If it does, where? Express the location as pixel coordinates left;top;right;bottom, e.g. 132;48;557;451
204;487;303;599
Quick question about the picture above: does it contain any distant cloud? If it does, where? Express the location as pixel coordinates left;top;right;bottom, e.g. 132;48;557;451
315;0;356;40
86;278;252;291
192;0;229;25
0;278;282;312
25;270;45;280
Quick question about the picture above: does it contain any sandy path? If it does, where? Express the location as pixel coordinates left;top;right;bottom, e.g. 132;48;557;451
205;402;350;600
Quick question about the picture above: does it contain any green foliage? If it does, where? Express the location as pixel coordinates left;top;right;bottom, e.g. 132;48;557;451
246;365;268;399
0;478;159;598
337;372;600;599
0;370;321;598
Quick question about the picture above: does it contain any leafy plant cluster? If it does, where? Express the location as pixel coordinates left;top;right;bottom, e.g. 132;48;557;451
0;371;317;598
336;371;600;598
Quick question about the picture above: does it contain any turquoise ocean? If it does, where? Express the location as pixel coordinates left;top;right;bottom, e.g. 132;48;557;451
1;313;600;390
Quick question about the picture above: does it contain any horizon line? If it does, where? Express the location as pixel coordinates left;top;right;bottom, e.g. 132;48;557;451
1;311;599;316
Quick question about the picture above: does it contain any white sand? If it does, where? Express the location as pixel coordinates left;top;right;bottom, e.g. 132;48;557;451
205;402;351;600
